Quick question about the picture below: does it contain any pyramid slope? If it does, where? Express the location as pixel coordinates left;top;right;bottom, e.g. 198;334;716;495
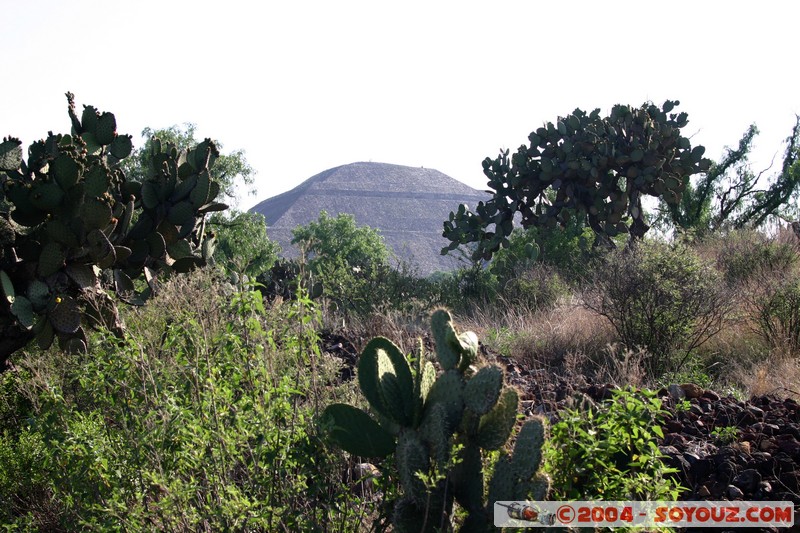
249;162;488;275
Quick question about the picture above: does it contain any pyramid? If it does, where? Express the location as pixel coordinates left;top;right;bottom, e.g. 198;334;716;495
249;162;489;275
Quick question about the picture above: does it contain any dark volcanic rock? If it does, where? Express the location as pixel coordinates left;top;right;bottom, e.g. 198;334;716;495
485;349;800;509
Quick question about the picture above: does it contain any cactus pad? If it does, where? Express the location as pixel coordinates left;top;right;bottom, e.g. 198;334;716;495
0;217;15;246
450;444;483;512
419;403;449;466
190;171;211;207
109;134;133;159
166;239;192;260
425;369;464;431
66;264;99;290
81;197;113;231
87;229;115;265
431;309;460;369
419;360;436;405
474;387;518;450
11;295;34;329
0;138;22;171
396;431;429;505
357;337;414;425
26;280;51;311
463;365;502;416
167;201;195;226
94;112;116;145
170;174;197;203
46;220;79;248
38;242;65;277
49;295;81;334
83;166;110;197
487;455;514;505
321;403;395;458
171;256;201;273
29;182;65;211
52;153;80;189
511;416;546;482
35;319;55;350
0;270;14;304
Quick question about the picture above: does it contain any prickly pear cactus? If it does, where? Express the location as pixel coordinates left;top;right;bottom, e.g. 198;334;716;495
322;308;549;532
0;93;227;366
442;100;713;261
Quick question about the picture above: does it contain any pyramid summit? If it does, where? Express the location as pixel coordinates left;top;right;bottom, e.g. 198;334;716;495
249;162;488;275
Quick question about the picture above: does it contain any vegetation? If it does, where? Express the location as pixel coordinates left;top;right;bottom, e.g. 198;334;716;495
212;210;281;282
121;122;256;203
0;94;225;368
584;239;730;377
323;309;547;532
0;271;371;530
545;387;683;501
657;117;800;235
442;100;711;261
3;96;800;531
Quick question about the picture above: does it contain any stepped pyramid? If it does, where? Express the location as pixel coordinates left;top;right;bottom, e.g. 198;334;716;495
249;162;488;275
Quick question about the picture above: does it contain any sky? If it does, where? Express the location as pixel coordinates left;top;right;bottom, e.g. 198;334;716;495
2;1;799;211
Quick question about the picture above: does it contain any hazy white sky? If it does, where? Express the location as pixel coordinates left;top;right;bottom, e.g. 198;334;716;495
3;1;798;210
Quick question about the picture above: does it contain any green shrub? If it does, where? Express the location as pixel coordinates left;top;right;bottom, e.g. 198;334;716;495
585;240;730;377
544;387;684;501
756;273;800;352
0;276;370;531
430;264;499;315
490;220;598;284
713;230;800;354
713;229;799;286
500;264;569;312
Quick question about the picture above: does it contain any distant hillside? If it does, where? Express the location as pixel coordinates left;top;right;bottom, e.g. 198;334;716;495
249;162;488;275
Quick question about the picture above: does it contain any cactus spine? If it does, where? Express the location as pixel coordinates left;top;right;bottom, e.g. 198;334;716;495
322;309;548;532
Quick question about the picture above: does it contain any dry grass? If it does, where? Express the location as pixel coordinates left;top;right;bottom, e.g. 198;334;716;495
326;304;432;356
733;353;800;400
461;297;617;372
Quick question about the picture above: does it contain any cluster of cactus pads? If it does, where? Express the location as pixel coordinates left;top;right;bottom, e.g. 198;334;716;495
0;93;226;363
442;100;713;260
323;309;548;532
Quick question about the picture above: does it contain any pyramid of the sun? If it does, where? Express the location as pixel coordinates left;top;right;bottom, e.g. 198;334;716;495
249;162;488;275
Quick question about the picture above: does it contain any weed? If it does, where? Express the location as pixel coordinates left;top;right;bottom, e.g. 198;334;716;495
545;387;685;501
711;426;741;445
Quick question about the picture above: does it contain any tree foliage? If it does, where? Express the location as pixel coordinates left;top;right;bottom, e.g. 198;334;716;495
211;210;280;281
291;211;391;313
657;116;800;234
442;100;711;261
292;211;389;272
121;123;255;202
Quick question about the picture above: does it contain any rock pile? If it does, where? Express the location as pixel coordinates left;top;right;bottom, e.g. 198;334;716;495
494;351;800;512
323;336;800;530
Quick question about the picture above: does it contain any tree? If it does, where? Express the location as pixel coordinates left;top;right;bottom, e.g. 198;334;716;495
655;116;800;234
291;211;390;313
442;100;711;261
212;210;280;281
292;211;389;271
120;123;281;280
121;123;255;202
0;94;226;368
